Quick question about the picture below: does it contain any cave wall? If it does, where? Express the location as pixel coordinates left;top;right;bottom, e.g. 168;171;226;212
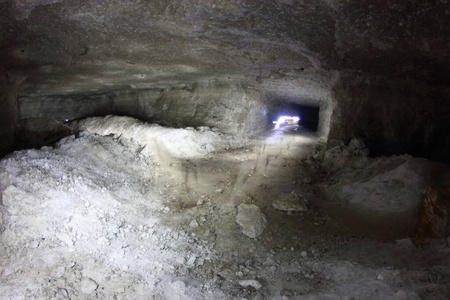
19;91;130;123
0;70;20;156
135;81;267;135
18;79;268;137
328;72;450;163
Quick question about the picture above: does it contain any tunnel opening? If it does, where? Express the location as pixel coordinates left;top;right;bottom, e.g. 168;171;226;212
269;101;320;132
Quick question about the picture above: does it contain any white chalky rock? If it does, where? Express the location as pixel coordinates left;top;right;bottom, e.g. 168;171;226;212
189;219;199;228
239;279;262;290
81;277;98;294
187;255;197;266
236;204;267;238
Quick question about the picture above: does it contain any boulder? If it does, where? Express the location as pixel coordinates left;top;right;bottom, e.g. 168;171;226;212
236;204;267;239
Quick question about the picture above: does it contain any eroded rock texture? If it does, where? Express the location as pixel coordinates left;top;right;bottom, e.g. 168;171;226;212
1;0;449;161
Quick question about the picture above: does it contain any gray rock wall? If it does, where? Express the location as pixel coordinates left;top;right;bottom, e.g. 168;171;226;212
0;71;19;156
328;72;450;163
135;82;267;135
18;80;269;138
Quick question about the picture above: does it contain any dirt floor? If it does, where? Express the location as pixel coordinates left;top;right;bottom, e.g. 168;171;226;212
1;116;449;299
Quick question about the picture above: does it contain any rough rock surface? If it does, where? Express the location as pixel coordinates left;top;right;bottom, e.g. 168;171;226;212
320;141;450;238
235;204;267;239
19;81;269;136
1;0;449;162
2;0;447;97
15;118;72;150
272;191;309;213
1;116;450;299
71;115;248;159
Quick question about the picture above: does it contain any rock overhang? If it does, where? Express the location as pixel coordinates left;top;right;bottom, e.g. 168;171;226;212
2;0;447;98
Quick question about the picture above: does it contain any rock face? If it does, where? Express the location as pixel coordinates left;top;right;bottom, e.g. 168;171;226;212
19;80;268;136
0;0;448;161
236;204;267;239
328;73;450;163
321;154;450;238
15;118;72;150
0;70;20;157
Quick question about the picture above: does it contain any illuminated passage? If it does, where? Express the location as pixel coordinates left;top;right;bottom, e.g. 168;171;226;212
272;116;300;130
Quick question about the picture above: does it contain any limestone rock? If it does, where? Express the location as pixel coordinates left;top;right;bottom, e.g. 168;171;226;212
189;219;199;228
80;277;98;294
239;279;262;290
236;204;267;239
272;192;309;212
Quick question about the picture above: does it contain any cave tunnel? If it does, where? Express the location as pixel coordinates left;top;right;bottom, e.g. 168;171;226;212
1;1;450;299
269;101;320;132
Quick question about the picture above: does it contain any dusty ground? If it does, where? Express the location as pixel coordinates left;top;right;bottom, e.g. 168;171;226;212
1;116;449;299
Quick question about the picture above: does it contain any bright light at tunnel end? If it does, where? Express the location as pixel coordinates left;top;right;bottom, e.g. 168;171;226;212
272;116;300;130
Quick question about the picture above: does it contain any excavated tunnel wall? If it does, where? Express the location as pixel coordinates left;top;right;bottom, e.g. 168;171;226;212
328;73;450;163
0;71;20;157
17;80;269;149
5;73;450;164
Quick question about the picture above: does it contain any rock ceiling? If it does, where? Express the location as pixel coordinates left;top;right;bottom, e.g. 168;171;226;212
1;0;449;97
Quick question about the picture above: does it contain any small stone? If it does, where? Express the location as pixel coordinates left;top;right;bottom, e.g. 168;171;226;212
349;138;365;150
197;126;210;132
189;219;199;228
215;188;223;193
301;251;307;258
272;192;309;212
56;232;75;247
57;288;70;298
197;199;204;206
239;279;262;290
54;266;66;278
28;240;40;249
252;292;264;300
97;236;110;246
395;238;414;248
176;256;186;264
80;277;98;294
187;255;197;266
197;258;205;266
377;274;384;280
394;290;408;300
204;144;215;152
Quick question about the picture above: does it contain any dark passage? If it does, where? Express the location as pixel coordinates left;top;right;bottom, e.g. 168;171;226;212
270;101;320;132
